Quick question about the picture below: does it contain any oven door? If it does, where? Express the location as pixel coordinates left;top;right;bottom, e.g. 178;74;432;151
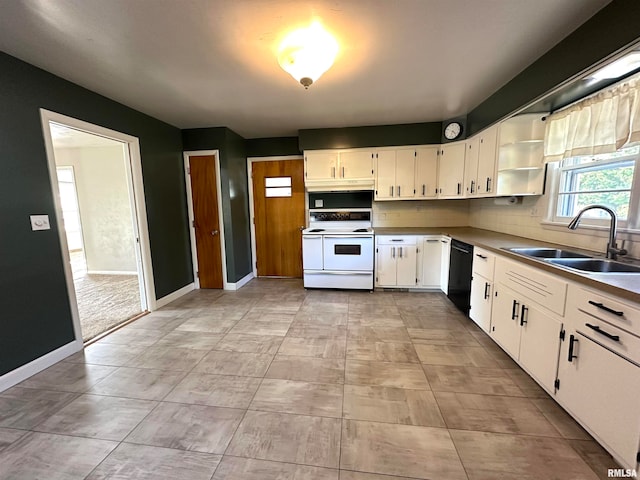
323;235;373;271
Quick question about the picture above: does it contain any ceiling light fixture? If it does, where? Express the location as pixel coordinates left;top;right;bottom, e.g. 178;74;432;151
278;21;338;89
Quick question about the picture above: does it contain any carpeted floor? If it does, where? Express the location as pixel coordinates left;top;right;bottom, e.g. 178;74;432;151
70;251;143;341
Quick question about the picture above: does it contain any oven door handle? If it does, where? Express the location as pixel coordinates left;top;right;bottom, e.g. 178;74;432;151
302;235;323;239
323;236;372;239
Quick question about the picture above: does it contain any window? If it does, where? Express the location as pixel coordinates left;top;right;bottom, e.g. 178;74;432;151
265;177;292;197
550;145;640;229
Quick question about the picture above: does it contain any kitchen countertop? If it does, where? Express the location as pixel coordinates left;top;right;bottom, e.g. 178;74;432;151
373;226;640;303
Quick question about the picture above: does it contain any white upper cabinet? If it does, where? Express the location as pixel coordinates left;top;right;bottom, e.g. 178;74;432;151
415;146;439;199
496;114;547;196
374;148;415;200
437;141;466;198
304;149;374;190
464;124;498;198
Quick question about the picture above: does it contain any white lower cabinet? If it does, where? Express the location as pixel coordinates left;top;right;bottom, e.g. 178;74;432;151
375;236;418;288
417;236;442;288
469;248;495;333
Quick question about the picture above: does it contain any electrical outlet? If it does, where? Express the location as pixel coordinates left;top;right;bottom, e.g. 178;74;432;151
30;215;51;231
530;207;539;217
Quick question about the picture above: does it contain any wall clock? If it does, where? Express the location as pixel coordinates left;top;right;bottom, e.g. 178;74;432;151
444;121;463;141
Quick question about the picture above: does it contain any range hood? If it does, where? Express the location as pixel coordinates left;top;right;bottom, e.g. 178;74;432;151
305;178;374;192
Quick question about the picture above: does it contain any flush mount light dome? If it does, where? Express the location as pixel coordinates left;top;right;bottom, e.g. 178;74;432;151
278;21;339;89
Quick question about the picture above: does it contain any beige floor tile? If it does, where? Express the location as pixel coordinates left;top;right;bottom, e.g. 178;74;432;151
35;394;156;441
154;331;224;350
0;387;78;429
0;432;117;480
480;343;520;368
213;456;338;479
226;410;341;468
340;472;423;480
278;336;346;358
531;398;591;439
89;366;185;400
349;304;400;317
347;316;405;327
292;312;348;326
165;372;261;408
17;362;117;393
215;333;283;354
299;302;349;314
130;346;208;372
126;402;244;454
398;304;457;317
407;328;481;346
286;324;347;339
86;443;221;480
229;313;294;336
503;368;550;397
127;315;186;331
65;343;148;366
568;439;621;479
348;292;396;305
348;326;410;343
346;340;419;363
266;355;345;384
415;344;500;367
341;420;466;479
96;327;166;346
345;360;428;389
176;317;240;334
250;379;343;417
424;365;525;396
249;302;303;314
194;351;274;377
434;391;561;436
402;315;467;330
344;385;445;427
450;430;599;480
0;428;27;453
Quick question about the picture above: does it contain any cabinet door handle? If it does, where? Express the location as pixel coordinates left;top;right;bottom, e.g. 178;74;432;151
520;305;528;326
426;239;439;243
585;323;620;341
390;186;394;197
342;166;345;178
486;177;491;192
588;300;624;316
332;166;336;178
511;299;520;320
392;247;396;258
399;247;403;258
457;183;461;195
475;254;487;260
568;334;578;362
422;184;426;195
484;282;490;299
397;185;401;196
470;180;475;194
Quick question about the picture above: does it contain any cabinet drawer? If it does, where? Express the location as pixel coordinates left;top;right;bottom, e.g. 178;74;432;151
472;247;495;279
574;313;640;366
569;285;640;338
495;257;568;316
376;236;417;246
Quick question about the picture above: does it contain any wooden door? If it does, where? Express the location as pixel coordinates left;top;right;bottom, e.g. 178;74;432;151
252;159;305;277
188;155;223;289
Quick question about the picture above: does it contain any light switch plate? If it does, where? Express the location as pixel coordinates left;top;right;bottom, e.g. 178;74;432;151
30;215;51;231
315;199;324;207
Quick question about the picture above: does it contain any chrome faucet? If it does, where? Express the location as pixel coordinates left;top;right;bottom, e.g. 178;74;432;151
567;205;627;260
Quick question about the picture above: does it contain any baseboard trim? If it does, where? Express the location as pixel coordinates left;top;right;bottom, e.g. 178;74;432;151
154;283;195;309
225;272;254;291
0;340;83;393
86;270;138;275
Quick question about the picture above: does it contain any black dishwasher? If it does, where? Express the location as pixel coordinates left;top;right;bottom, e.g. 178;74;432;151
447;239;474;315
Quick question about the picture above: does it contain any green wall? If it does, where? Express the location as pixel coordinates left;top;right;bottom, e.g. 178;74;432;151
0;52;192;376
182;127;253;282
246;137;301;157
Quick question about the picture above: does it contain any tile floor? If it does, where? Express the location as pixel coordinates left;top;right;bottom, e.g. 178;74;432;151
0;279;620;479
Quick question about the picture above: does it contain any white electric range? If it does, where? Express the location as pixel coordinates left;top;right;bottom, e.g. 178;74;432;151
302;208;374;290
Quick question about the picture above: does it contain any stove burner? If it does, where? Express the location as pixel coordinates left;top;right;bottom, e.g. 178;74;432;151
353;228;369;232
308;228;325;232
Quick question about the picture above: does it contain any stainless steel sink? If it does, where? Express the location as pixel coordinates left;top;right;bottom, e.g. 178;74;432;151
506;247;591;259
545;258;640;273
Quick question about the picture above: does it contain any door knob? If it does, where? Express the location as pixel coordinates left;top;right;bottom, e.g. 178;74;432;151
211;230;219;236
299;226;305;231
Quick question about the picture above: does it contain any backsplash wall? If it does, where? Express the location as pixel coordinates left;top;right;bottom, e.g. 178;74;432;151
373;200;470;228
468;195;640;259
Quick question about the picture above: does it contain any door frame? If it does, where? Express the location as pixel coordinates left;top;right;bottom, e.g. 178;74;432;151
183;150;229;289
247;155;305;277
40;109;156;344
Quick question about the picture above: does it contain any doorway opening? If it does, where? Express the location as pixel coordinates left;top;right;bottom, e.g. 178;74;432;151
41;111;155;343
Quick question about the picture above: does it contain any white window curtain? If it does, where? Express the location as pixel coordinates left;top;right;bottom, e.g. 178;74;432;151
543;75;640;162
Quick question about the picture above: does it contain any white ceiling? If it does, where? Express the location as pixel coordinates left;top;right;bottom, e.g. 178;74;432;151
0;0;612;138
